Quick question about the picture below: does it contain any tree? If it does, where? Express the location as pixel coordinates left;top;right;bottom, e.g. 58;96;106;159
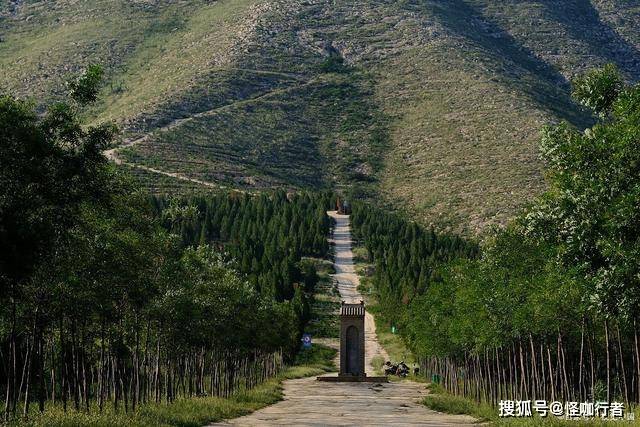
66;64;104;105
399;66;640;406
1;67;324;420
1;68;116;417
571;64;624;118
524;64;640;319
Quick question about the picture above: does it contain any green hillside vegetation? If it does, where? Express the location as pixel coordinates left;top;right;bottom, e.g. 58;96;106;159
121;72;386;191
356;66;640;409
2;0;639;234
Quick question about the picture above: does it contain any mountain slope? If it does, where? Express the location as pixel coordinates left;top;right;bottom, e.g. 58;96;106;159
2;0;639;233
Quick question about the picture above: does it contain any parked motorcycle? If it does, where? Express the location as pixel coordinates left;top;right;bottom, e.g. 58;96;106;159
396;361;409;377
384;361;397;375
384;360;410;377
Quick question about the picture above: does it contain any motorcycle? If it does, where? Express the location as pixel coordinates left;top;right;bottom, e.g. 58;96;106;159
396;361;409;377
384;361;410;377
384;361;397;375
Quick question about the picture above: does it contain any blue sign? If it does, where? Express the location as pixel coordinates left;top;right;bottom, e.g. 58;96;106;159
302;333;312;349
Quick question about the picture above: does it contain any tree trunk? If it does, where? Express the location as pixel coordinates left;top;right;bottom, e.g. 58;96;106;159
558;332;570;401
605;320;611;403
5;292;18;419
633;317;640;403
547;345;555;401
579;318;585;402
98;320;105;413
616;324;629;405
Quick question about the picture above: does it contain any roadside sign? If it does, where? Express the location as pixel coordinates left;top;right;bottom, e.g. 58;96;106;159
302;333;312;349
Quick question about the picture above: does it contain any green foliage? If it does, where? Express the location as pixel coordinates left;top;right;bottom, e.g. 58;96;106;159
152;191;333;356
159;245;298;354
392;66;640;406
406;228;582;357
153;191;332;302
293;344;337;372
0;92;114;298
319;56;348;74
305;260;340;338
306;298;340;338
0;73;330;421
67;64;104;105
350;201;478;327
571;64;623;117
528;66;640;319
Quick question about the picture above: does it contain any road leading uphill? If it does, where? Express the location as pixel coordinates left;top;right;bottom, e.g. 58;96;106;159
211;213;476;426
328;211;389;373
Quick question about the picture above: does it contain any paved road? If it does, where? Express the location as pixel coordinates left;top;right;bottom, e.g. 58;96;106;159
211;212;476;426
211;376;476;426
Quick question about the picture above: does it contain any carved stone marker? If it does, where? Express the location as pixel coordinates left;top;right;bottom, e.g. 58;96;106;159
318;301;388;382
340;301;365;376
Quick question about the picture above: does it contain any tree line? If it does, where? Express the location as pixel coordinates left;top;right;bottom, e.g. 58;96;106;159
150;190;333;351
152;190;332;302
0;67;330;420
354;65;640;407
350;203;478;324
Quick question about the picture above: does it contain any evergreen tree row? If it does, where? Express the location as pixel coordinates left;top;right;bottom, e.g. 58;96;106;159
151;191;333;338
350;203;478;324
152;191;332;300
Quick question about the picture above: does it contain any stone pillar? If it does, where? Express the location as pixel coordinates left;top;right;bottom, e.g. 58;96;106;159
339;301;366;377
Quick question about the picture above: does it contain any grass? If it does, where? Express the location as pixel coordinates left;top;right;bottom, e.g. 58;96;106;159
423;383;640;426
0;0;263;125
423;384;495;422
370;355;386;374
14;345;336;427
369;310;415;365
351;246;369;264
120;69;387;193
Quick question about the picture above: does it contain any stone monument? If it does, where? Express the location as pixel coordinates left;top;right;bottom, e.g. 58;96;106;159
318;301;387;382
339;301;366;376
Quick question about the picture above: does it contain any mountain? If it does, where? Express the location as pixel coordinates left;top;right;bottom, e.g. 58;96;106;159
2;0;639;234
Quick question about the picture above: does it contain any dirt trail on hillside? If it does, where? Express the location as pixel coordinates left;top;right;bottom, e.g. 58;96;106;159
211;212;476;426
104;75;315;190
105;77;308;164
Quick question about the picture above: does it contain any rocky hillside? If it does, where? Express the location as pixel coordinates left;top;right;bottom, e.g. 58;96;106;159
2;0;639;233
